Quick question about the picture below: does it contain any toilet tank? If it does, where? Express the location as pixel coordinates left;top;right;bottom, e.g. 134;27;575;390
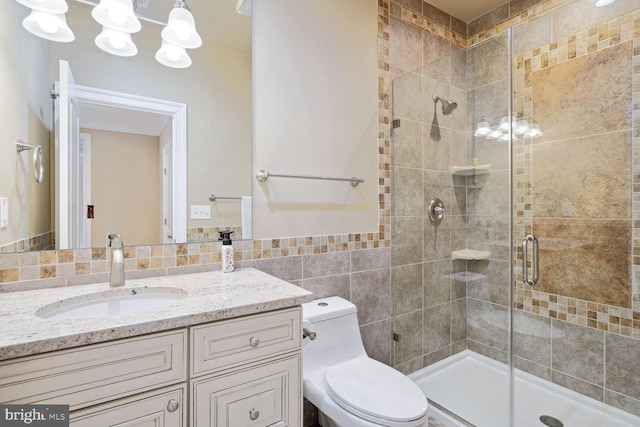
302;297;367;373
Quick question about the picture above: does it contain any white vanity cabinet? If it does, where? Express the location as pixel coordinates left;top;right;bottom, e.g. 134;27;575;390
190;307;302;427
0;306;303;427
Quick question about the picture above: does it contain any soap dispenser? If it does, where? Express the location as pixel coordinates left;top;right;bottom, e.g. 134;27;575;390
218;230;235;272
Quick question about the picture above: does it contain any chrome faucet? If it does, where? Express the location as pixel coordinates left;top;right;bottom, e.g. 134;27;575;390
108;234;125;287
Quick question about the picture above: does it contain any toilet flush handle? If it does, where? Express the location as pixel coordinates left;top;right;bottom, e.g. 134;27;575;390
303;328;317;340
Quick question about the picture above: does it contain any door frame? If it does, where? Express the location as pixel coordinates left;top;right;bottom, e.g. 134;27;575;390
73;85;188;244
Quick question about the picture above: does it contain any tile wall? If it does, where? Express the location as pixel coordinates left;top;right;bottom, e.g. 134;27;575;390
389;0;469;374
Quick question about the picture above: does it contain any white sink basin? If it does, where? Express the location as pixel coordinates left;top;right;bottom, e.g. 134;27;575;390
36;287;188;320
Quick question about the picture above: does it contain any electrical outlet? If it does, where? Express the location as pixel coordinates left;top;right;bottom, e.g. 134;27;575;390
191;205;211;220
0;198;8;228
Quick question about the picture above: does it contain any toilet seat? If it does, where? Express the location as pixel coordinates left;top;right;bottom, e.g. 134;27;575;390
323;357;429;427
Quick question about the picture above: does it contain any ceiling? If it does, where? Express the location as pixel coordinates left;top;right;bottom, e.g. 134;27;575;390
426;0;510;23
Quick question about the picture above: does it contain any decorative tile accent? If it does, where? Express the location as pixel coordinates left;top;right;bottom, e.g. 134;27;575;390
396;5;466;48
0;232;55;253
186;226;243;242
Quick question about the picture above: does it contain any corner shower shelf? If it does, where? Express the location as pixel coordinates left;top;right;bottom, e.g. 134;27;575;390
450;164;491;176
452;249;491;260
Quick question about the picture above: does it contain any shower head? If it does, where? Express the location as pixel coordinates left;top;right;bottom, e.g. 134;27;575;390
433;95;457;115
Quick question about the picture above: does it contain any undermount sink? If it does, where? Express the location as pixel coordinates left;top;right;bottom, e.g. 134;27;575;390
36;286;188;320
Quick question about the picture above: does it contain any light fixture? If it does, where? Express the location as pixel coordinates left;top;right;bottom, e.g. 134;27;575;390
16;0;68;14
22;9;75;42
15;0;203;68
525;123;543;138
473;121;491;137
161;1;202;49
474;115;542;141
95;27;137;56
595;0;616;6
515;119;530;135
91;0;141;33
155;41;192;69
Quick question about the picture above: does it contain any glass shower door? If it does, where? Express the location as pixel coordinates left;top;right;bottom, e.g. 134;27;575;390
511;3;640;426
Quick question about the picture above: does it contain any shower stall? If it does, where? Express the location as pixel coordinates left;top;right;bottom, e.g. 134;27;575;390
390;3;640;426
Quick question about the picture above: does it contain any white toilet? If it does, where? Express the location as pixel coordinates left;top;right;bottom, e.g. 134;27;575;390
302;296;429;427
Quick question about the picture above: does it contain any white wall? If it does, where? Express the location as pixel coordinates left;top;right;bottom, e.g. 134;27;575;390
0;2;52;248
252;0;379;239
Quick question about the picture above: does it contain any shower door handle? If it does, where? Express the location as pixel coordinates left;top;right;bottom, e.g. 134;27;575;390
522;235;539;287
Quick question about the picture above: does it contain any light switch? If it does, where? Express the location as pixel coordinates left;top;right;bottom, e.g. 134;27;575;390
0;198;8;228
191;205;211;220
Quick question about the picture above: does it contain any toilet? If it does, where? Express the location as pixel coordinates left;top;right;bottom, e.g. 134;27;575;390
302;296;429;427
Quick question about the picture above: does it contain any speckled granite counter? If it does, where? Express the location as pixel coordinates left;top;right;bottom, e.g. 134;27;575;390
0;268;314;361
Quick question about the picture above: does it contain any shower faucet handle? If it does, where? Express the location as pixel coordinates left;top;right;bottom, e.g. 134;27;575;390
428;198;446;224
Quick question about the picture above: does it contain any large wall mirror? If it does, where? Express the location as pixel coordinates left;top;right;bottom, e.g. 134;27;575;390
0;0;251;253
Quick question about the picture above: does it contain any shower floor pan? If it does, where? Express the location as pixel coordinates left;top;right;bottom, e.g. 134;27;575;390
410;350;640;427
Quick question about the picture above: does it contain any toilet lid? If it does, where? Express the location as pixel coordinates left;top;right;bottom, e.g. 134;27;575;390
324;357;428;426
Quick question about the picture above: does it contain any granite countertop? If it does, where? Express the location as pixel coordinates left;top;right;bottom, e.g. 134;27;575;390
0;268;314;361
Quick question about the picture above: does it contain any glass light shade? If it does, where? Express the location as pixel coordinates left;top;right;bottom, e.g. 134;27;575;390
95;27;137;56
515;119;530;135
595;0;616;6
474;121;491;137
498;133;517;142
16;0;68;14
498;116;509;131
156;42;192;68
487;127;502;140
525;123;543;138
499;115;518;131
161;7;202;49
92;0;141;33
22;10;74;42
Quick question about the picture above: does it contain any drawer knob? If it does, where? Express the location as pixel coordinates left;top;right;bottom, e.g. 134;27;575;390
249;408;260;420
167;399;179;413
249;336;260;347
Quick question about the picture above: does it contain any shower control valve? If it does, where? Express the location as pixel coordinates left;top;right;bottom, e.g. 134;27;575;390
428;198;446;224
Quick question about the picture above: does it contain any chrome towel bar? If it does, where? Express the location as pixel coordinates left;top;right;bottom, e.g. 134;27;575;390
209;194;243;201
255;170;364;187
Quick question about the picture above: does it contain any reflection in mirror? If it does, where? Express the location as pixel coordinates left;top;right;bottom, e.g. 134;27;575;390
0;0;252;253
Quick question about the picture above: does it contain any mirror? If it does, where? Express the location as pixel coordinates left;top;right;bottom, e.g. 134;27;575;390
0;0;252;253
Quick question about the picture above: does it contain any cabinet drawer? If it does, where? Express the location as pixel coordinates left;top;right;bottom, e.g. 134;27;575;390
191;307;301;376
70;384;186;427
191;355;300;427
0;329;186;410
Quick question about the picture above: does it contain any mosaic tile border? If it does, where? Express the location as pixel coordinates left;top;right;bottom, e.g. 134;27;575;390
186;226;244;243
397;6;466;48
467;0;573;46
0;1;393;287
0;232;55;254
513;9;640;338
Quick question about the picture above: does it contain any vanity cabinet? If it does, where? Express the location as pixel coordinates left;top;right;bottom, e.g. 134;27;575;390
190;307;302;426
0;307;302;427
